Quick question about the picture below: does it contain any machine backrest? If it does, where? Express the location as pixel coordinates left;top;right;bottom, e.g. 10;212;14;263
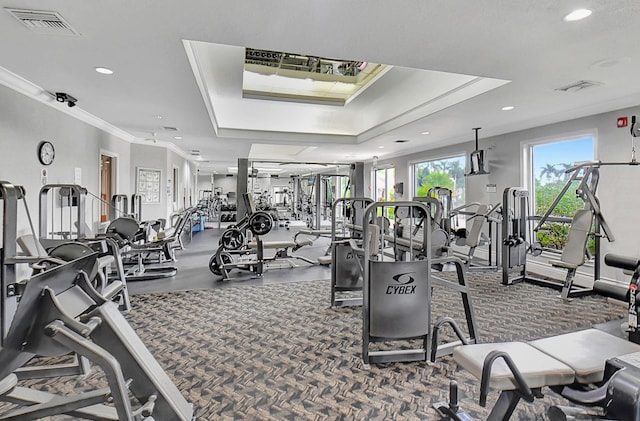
465;205;489;248
17;234;48;258
366;223;380;257
560;209;594;266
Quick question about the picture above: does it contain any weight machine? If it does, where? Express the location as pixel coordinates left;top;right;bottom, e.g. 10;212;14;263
329;197;374;308
131;194;143;221
361;200;478;367
501;161;637;299
594;253;640;345
534;161;637;299
426;187;453;236
39;184;89;245
0;254;194;420
208;193;275;280
501;187;534;286
450;202;501;272
110;194;129;220
1;181;30;346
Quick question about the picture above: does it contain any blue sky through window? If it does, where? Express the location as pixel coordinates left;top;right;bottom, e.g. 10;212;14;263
533;136;594;183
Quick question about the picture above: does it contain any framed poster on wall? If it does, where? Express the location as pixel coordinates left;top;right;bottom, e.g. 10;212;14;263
137;167;161;204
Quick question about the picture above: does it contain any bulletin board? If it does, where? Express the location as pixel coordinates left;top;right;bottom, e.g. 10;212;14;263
137;168;161;204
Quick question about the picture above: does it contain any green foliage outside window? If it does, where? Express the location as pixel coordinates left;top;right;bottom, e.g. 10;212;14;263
416;171;455;197
534;171;594;252
414;156;465;208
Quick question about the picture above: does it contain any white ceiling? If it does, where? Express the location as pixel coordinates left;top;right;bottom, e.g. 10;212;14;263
1;1;640;175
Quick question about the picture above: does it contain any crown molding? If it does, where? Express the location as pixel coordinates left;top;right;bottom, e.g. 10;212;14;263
0;65;137;142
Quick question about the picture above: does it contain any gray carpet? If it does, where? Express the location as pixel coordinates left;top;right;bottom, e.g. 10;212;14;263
8;270;627;420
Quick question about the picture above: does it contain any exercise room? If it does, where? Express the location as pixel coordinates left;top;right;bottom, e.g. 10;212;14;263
1;2;640;420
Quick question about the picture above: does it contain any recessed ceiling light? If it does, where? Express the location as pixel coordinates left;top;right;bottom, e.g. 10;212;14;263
95;67;113;75
174;136;183;140
378;146;385;149
421;131;430;135
395;139;409;143
563;9;592;22
501;105;515;111
153;115;163;119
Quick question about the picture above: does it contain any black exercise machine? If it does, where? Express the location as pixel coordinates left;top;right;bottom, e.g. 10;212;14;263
104;216;185;281
209;193;275;280
594;253;640;344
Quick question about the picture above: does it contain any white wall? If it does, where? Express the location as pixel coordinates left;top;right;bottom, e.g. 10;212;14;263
371;105;640;280
212;174;237;196
129;144;197;221
0;84;131;237
0;84;197;238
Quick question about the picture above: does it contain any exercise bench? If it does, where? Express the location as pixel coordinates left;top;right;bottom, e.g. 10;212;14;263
434;328;640;420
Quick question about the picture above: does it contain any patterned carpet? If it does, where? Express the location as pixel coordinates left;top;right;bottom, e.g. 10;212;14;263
5;271;628;420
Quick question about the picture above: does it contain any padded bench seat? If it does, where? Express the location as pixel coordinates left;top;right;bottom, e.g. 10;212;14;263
455;342;575;390
530;328;640;383
454;329;640;392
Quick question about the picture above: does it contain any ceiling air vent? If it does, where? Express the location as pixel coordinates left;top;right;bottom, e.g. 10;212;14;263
162;126;179;132
555;80;603;93
5;8;80;35
190;150;201;156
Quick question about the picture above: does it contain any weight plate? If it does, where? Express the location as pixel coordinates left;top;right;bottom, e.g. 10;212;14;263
248;211;273;236
220;228;245;250
209;254;221;275
530;241;543;257
395;206;409;219
209;251;233;276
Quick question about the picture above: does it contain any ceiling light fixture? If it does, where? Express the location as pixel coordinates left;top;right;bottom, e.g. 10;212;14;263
174;136;183;140
563;9;592;22
95;67;114;75
153;115;163;119
378;146;385;149
421;131;430;135
501;105;515;111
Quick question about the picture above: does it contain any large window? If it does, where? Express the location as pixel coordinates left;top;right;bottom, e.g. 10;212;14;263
374;167;395;202
527;135;595;249
413;155;465;208
374;167;395;217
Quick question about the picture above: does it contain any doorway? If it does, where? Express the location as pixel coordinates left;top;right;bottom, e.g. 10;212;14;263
100;154;113;222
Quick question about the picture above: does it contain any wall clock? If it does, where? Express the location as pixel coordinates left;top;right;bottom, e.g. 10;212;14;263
38;141;55;165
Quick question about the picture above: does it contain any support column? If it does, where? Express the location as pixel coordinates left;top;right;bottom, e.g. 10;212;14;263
236;158;249;218
314;173;322;230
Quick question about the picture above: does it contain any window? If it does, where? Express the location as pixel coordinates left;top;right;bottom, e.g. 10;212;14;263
413;155;465;208
374;167;395;202
526;134;595;250
374;167;395;218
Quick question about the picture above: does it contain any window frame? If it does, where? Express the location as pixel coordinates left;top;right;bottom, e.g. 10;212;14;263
520;130;597;256
521;130;597;211
409;153;466;204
